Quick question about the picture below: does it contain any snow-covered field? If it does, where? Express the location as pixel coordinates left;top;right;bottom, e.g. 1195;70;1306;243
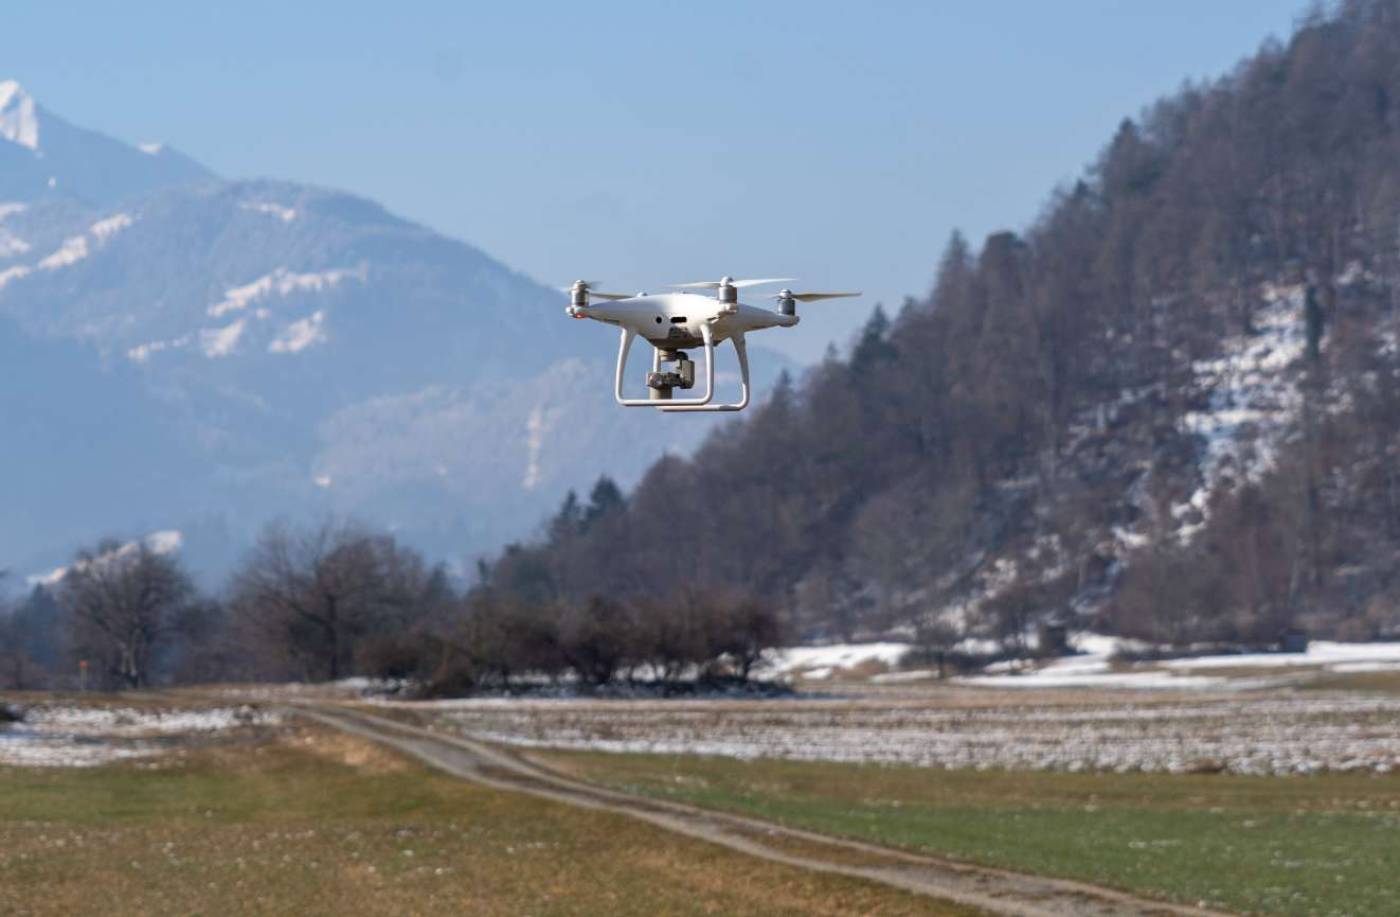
764;642;912;681
962;637;1400;690
0;704;279;768
409;692;1400;776
759;636;1400;690
390;637;1400;777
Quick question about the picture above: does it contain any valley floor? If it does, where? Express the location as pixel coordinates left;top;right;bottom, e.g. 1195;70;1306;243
0;713;960;917
7;679;1400;915
372;676;1400;915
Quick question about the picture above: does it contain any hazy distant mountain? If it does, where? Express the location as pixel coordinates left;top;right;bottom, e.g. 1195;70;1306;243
0;80;787;579
0;80;211;206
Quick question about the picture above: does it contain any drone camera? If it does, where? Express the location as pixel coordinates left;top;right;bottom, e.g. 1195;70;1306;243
646;350;695;391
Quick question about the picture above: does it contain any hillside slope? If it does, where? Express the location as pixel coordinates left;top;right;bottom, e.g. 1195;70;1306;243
487;0;1400;647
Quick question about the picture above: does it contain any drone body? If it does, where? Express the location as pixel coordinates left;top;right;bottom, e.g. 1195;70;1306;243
564;277;859;413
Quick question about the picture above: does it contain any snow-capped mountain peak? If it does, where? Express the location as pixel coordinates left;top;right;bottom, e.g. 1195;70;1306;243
0;78;214;207
0;80;40;150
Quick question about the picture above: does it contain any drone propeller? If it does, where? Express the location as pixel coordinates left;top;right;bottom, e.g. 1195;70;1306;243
768;290;862;303
671;277;796;291
560;280;631;301
769;288;861;317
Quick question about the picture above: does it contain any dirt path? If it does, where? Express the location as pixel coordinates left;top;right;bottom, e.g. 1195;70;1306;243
299;704;1231;917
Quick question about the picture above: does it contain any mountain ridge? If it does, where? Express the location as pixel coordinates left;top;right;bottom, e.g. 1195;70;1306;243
0;81;790;582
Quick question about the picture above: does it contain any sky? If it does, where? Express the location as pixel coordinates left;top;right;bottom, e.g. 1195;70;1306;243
3;0;1307;361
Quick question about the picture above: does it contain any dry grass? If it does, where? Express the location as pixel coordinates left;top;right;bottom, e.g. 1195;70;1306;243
1305;669;1400;694
0;720;974;917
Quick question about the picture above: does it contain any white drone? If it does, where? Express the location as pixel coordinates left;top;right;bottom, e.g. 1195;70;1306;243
564;277;860;412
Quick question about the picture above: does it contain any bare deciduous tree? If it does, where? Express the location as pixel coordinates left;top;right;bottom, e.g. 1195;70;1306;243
228;520;447;682
58;539;194;690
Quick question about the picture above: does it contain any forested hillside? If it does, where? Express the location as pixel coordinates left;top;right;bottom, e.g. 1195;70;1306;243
487;0;1400;649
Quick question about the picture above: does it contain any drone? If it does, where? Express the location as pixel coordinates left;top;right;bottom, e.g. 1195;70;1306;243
563;277;860;412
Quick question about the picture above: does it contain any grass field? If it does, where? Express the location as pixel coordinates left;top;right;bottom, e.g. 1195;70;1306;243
1305;670;1400;695
0;723;972;917
540;749;1400;916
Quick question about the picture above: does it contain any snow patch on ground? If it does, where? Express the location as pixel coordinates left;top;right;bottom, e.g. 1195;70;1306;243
0;229;30;258
0;80;40;150
1164;641;1400;671
958;637;1400;690
207;266;362;319
522;401;561;491
0;705;279;768
0;205;29;258
268;310;326;354
764;643;912;680
0;211;134;283
127;333;192;363
200;319;246;357
965;668;1262;691
410;693;1400;775
89;212;135;242
239;201;298;222
0;266;31;294
37;235;88;270
1176;285;1307;531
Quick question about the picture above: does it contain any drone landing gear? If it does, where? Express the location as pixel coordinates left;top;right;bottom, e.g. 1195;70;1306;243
614;325;750;412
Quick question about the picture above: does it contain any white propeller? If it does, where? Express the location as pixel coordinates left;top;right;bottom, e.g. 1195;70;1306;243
560;280;631;301
671;276;797;290
769;290;862;303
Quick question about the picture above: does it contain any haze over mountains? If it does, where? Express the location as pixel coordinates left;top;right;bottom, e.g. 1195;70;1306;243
0;80;786;579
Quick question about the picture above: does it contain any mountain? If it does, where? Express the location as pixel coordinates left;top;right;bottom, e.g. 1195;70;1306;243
0;81;789;579
0;81;211;206
481;0;1400;648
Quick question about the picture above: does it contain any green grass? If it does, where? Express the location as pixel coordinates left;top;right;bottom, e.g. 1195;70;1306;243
540;751;1400;916
0;724;969;917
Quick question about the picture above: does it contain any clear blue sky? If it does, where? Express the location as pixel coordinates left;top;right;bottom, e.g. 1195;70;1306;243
4;1;1306;361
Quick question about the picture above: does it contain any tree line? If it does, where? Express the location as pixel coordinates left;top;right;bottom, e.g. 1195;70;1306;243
0;510;783;693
